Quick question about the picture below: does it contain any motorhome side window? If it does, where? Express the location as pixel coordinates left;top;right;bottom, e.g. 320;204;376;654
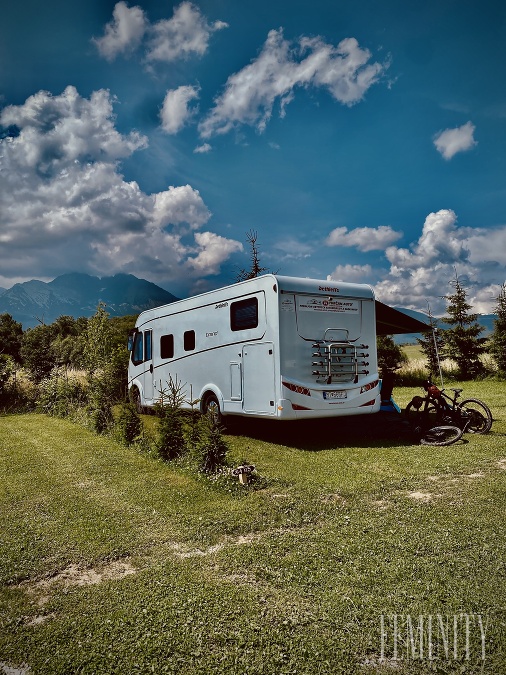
132;331;143;365
184;330;195;351
160;334;174;359
230;297;258;331
144;330;152;361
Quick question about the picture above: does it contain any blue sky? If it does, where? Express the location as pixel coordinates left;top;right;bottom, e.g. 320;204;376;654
1;0;505;313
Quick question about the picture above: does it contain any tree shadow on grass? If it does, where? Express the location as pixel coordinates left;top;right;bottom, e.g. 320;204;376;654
224;412;414;451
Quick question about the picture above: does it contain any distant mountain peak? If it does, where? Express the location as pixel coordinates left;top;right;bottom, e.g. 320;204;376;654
0;273;179;328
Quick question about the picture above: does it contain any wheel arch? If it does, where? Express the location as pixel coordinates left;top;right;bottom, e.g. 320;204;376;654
199;386;225;414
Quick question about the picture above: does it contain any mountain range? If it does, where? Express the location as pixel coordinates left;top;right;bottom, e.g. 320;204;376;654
0;273;497;337
0;273;179;328
391;307;497;344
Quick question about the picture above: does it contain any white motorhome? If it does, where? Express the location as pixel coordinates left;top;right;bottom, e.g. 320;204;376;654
127;274;381;421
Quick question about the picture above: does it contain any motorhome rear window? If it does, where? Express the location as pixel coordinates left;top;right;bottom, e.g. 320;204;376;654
160;334;174;359
184;330;196;351
230;297;258;331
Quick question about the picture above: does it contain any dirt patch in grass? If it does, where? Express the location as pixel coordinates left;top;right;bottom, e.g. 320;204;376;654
371;499;389;510
407;491;435;502
360;653;401;670
18;559;136;597
0;663;31;675
321;493;347;505
448;472;484;482
497;458;506;470
168;532;267;558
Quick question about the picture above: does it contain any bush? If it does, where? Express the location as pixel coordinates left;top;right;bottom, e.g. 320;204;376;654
157;407;186;460
37;368;88;418
115;402;142;445
197;415;229;474
0;354;15;394
87;382;114;434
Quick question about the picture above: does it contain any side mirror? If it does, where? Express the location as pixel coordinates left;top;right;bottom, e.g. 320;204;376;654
127;329;136;352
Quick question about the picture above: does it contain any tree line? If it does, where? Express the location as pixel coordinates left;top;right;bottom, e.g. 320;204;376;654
1;274;505;404
371;274;505;380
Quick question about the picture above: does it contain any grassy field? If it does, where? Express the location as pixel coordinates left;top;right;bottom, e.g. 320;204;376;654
1;380;505;674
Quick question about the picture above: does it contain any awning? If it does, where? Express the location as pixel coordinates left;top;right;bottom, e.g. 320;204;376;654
375;301;430;335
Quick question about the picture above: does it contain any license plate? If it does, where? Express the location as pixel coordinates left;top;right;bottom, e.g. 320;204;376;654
323;390;347;400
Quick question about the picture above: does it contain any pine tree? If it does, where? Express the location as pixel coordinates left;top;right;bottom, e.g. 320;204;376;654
441;271;486;379
489;282;506;377
236;230;269;281
416;304;446;379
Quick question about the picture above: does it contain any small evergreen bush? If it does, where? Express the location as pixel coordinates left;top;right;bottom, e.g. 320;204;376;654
115;402;142;445
197;415;229;474
157;407;186;460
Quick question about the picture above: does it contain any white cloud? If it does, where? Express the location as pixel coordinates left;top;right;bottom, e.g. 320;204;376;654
271;237;312;261
194;143;212;153
145;1;228;63
160;85;200;134
372;209;505;314
327;264;374;283
433;121;477;160
384;210;468;268
94;2;227;64
199;29;387;138
0;87;241;284
188;231;243;274
465;225;506;266
92;1;147;61
325;225;402;251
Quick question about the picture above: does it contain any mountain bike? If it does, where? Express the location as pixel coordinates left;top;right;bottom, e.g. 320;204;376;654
405;378;493;436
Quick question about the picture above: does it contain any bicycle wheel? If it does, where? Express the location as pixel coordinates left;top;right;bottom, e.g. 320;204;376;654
405;399;440;428
420;425;463;446
458;399;493;434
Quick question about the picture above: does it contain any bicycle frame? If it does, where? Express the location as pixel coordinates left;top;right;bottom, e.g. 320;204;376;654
408;378;492;434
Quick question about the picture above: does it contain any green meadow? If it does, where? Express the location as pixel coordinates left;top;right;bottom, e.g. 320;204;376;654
1;379;505;674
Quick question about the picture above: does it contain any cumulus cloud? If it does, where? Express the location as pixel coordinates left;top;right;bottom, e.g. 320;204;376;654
433;121;477;160
0;87;241;284
188;231;243;274
160;85;200;134
325;225;402;252
146;1;228;63
94;1;227;64
199;29;387;138
327;264;374;283
92;1;147;61
373;209;505;314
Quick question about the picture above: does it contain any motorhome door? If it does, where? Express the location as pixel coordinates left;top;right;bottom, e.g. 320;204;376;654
242;342;275;414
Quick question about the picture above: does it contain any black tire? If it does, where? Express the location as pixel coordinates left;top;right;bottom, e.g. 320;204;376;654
130;387;143;415
458;399;493;434
405;399;440;429
203;393;222;425
420;425;463;446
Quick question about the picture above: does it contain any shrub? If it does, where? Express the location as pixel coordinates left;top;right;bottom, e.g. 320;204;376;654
157;407;186;460
155;375;188;461
0;354;15;394
115;402;142;445
197;415;229;474
37;367;88;418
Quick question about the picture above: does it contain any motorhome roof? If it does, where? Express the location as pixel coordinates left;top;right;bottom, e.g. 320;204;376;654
135;274;375;325
275;275;374;298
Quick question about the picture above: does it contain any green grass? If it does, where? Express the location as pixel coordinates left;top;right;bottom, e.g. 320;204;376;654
1;380;505;674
